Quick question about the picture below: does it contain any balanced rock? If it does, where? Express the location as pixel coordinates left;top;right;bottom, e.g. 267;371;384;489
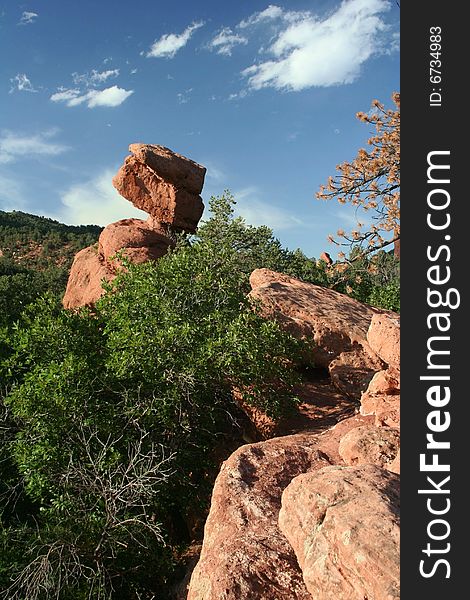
63;144;206;309
112;144;205;233
279;464;400;600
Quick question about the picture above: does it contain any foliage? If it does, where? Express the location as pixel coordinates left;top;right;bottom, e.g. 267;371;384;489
0;240;302;599
0;210;101;329
196;192;329;287
317;93;400;259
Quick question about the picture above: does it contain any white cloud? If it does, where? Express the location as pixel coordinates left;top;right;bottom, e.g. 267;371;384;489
242;0;393;91
0;129;68;164
19;11;38;25
56;170;147;226
146;21;204;58
50;85;134;108
9;73;38;93
177;88;193;104
72;69;120;87
232;187;302;231
208;27;248;56
238;5;284;28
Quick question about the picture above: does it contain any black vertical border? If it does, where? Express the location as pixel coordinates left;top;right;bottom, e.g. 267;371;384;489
401;3;465;598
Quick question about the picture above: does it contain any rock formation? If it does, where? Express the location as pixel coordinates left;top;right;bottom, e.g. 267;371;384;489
279;464;400;600
249;269;387;398
188;416;373;600
63;144;206;309
187;271;401;600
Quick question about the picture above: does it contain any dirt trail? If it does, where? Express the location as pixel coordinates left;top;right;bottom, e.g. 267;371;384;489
275;368;358;436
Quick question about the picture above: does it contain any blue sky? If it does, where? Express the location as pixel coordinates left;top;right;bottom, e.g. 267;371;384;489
0;0;399;259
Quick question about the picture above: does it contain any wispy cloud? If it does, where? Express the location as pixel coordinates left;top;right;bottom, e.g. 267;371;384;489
50;85;134;108
242;0;393;91
0;129;69;164
19;11;38;25
177;88;193;104
146;21;204;58
72;69;120;87
56;170;147;226
238;5;285;28
0;174;27;211
9;73;38;93
232;186;302;231
207;27;248;56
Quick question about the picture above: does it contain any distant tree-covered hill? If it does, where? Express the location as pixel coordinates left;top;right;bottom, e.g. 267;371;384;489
0;210;102;325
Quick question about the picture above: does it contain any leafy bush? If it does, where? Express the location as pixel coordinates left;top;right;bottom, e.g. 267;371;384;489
0;240;302;599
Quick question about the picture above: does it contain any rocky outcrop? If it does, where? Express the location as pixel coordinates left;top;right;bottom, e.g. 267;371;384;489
360;313;401;429
63;144;205;309
187;271;401;599
187;415;372;600
338;424;400;470
249;269;389;397
279;464;400;600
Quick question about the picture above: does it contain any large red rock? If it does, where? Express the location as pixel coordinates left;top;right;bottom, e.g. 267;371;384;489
64;144;206;309
338;424;400;470
360;390;400;428
63;246;115;309
129;143;206;195
279;464;400;600
328;347;384;400
187;415;372;600
367;313;400;370
112;149;205;233
98;218;173;264
249;269;389;401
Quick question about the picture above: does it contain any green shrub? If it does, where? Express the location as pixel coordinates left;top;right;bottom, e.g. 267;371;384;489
0;240;302;599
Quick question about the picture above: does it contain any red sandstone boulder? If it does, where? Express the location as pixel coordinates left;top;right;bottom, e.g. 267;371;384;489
249;269;388;401
63;246;115;309
367;313;400;370
319;251;333;265
98;218;173;263
187;415;373;599
328;347;384;400
129;143;206;195
360;390;400;428
279;464;400;600
112;150;204;233
249;269;383;369
64;144;206;309
338;424;400;470
187;415;372;600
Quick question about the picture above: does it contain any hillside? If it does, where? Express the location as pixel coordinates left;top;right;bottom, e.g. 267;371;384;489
0;210;102;270
0;210;102;326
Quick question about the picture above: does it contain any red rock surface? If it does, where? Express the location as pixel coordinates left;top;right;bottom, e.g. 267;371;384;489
367;313;400;370
129;143;206;195
112;147;205;233
279;464;400;600
64;144;206;308
361;391;400;428
338;424;400;470
98;218;173;263
319;251;333;265
63;246;115;309
187;415;372;600
328;347;384;400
